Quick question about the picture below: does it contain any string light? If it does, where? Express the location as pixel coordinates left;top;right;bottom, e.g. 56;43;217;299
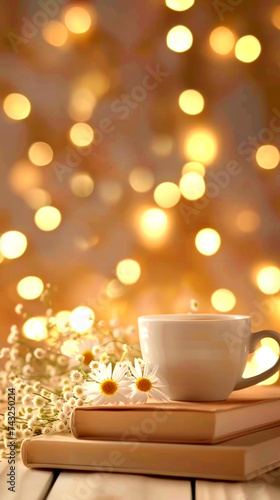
70;173;94;197
257;266;280;295
195;228;221;255
179;90;204;115
42;21;68;47
3;93;31;120
236;210;260;233
116;259;141;285
179;172;205;200
166;26;193;53
165;0;194;11
154;182;181;208
0;231;27;259
184;129;217;164
255;145;280;169
209;27;235;55
70;123;94;147
23;317;48;340
17;276;44;300
64;6;93;34
129;168;154;193
28;142;53;166
235;35;261;63
182;162;205;177
69;306;95;333
211;289;236;312
34;206;61;231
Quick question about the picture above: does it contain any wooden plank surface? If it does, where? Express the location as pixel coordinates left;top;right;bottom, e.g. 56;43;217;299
47;472;192;500
196;469;280;500
0;459;55;500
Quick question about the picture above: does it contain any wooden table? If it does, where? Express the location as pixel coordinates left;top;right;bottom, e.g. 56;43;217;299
1;459;280;499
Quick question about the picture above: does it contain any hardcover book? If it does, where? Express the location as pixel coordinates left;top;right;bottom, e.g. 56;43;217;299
71;386;280;444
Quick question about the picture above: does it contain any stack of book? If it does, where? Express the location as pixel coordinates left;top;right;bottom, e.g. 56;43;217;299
21;386;280;481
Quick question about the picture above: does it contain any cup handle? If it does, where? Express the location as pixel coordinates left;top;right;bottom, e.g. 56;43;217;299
234;330;280;391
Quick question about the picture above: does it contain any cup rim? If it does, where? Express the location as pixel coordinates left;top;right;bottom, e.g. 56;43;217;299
138;313;250;322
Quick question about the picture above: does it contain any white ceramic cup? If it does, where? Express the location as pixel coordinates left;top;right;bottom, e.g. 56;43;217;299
138;314;280;401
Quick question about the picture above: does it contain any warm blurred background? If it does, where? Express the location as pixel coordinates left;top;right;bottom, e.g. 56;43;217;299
0;0;280;384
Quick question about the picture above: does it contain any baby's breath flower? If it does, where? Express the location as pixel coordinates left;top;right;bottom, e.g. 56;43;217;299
55;400;64;410
92;346;100;355
22;364;34;377
63;385;71;393
122;344;128;353
99;352;108;362
109;318;119;328
15;304;23;315
70;370;83;384
42;426;52;435
7;331;19;344
62;378;70;385
10;349;20;361
190;299;199;313
33;396;45;408
41;389;50;398
0;347;10;358
15;430;24;440
51;393;58;403
23;429;33;438
89;361;99;370
23;385;33;394
75;398;84;407
22;394;33;406
57;355;69;367
76;354;84;363
33;382;41;391
46;308;53;317
26;353;32;363
73;385;83;398
68;397;76;407
56;422;65;432
126;325;136;335
62;403;71;414
34;348;46;360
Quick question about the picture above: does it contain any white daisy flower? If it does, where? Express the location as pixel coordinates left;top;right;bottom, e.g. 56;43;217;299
66;338;99;370
129;360;169;404
84;363;132;405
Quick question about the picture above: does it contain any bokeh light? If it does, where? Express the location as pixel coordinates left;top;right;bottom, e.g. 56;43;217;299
28;142;53;166
235;35;261;63
166;25;193;53
34;206;61;231
261;337;280;356
99;181;123;204
9;161;42;195
150;135;173;157
3;93;31;120
139;208;168;242
23;188;51;210
209;27;235;55
70;123;94;147
68;88;96;122
257;266;280;295
179;89;204;115
42;21;68;47
70;172;94;197
0;231;27;259
184;129;217;164
154;182;181;208
23;317;48;340
55;311;71;333
116;259;141;285
179;172;205;200
255;345;278;370
211;289;236;312
195;228;221;255
165;0;194;11
17;276;44;300
272;5;280;29
129;167;154;193
236;210;260;233
182;162;205;177
69;306;95;333
64;6;93;34
255;145;280;169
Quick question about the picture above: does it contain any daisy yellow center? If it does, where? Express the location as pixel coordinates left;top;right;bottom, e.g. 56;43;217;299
100;379;118;396
82;350;94;366
136;377;152;392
